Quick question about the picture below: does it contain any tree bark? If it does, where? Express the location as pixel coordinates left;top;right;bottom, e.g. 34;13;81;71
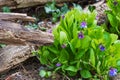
0;0;77;9
0;45;33;73
0;12;53;46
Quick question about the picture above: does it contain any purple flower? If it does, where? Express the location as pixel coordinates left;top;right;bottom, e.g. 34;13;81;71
56;63;61;67
61;44;67;48
80;21;87;28
78;32;84;39
114;1;118;6
96;15;99;20
47;29;52;33
61;15;65;19
99;44;105;51
109;68;117;77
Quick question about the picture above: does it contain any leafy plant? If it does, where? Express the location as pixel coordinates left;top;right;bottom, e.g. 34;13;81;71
25;23;38;30
0;44;6;48
44;0;69;23
2;6;10;13
35;9;120;79
105;0;120;35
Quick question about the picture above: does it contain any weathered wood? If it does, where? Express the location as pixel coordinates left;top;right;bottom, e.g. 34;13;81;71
0;13;36;22
0;0;77;9
0;45;33;73
0;20;53;46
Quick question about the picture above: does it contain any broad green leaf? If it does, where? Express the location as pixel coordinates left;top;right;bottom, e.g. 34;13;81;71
47;46;59;54
91;40;96;49
59;49;69;63
80;70;92;78
110;34;118;43
71;38;81;48
117;59;120;66
68;42;75;53
40;56;47;64
73;21;78;38
81;36;91;49
107;14;118;28
97;61;101;74
46;71;52;78
103;32;111;48
60;31;68;45
90;48;95;67
67;71;77;76
75;49;86;59
65;66;78;72
39;70;46;77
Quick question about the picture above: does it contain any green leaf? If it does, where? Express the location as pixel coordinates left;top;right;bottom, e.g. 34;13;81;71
60;31;68;45
39;70;46;78
90;48;95;67
117;59;120;66
68;42;75;53
65;66;78;72
46;71;52;78
81;36;91;49
71;38;81;48
91;40;96;49
39;50;49;64
47;46;59;54
97;61;101;74
107;13;118;28
88;6;96;12
110;34;118;43
73;21;78;38
75;49;86;59
80;70;92;78
59;49;69;63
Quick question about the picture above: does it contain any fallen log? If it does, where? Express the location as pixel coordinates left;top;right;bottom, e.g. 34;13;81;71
0;20;53;46
0;0;77;9
0;45;33;73
0;13;36;22
0;12;54;73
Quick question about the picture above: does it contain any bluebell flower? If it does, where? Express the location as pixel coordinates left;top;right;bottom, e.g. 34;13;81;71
80;21;87;28
56;63;61;67
99;44;105;51
109;68;117;77
78;32;84;39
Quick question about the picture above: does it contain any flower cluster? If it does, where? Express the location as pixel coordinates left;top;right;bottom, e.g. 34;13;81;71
99;44;105;51
80;22;87;28
109;68;117;77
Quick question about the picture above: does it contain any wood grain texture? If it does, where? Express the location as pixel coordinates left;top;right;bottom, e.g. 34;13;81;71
0;45;33;73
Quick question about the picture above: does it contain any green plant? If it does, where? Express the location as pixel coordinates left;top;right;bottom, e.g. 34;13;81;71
0;43;6;48
2;6;10;12
105;0;120;35
35;9;120;79
44;0;69;23
25;23;38;30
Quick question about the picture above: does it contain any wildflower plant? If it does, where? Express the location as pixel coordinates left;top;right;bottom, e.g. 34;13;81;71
105;0;120;35
35;9;120;79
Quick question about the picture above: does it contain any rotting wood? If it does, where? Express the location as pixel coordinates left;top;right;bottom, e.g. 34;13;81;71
0;45;33;73
0;0;77;9
0;13;36;22
0;20;54;46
